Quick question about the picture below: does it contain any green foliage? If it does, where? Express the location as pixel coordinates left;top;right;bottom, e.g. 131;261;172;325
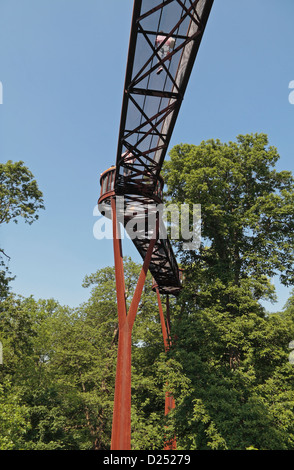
0;259;169;449
160;134;294;449
2;135;294;449
0;380;30;450
0;160;45;299
163;133;294;287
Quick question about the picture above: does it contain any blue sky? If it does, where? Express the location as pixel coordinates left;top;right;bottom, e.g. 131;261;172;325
1;0;294;310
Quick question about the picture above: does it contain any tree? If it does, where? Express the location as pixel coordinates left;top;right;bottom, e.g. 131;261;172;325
0;160;44;226
160;134;294;449
163;133;294;307
0;379;31;450
0;258;172;450
0;160;44;298
0;295;75;449
81;258;169;450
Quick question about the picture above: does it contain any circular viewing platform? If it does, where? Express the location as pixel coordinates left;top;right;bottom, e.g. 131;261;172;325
98;166;164;206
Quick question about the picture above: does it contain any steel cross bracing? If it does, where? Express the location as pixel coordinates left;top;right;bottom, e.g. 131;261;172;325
99;0;213;295
115;0;214;194
99;190;181;295
97;0;214;450
124;202;181;295
112;0;213;295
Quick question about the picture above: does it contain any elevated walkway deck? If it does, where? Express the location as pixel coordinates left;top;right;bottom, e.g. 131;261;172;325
98;0;214;295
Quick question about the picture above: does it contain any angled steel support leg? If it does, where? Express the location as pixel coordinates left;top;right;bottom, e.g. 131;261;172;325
111;196;159;450
111;197;129;450
155;287;176;450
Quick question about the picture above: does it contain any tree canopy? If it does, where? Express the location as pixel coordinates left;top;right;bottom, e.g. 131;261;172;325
1;135;294;450
160;133;294;449
0;160;44;299
163;133;294;287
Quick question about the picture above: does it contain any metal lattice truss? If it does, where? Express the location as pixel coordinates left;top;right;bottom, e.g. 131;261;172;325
99;0;213;295
115;0;214;197
99;192;182;294
123;197;182;295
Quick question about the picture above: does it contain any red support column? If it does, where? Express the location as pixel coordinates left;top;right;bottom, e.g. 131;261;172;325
156;287;169;353
111;319;132;450
155;287;176;450
111;197;130;450
111;197;159;450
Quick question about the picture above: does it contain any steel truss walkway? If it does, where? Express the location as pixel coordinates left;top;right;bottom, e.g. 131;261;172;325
98;0;214;451
99;0;214;296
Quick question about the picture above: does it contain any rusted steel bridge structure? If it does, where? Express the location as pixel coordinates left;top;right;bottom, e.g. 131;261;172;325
98;0;214;450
